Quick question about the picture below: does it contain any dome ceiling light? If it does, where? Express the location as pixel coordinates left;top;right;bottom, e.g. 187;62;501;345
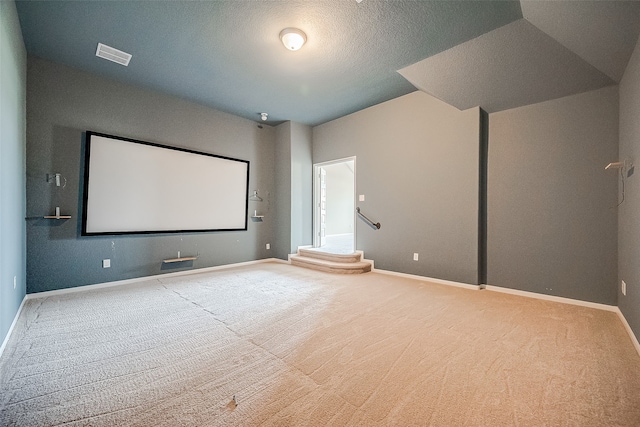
279;28;307;51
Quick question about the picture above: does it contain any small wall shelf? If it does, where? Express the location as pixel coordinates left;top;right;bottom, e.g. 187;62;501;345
44;207;68;219
163;256;198;263
251;215;265;219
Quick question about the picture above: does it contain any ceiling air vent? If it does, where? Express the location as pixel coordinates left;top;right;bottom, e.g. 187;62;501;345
95;43;132;66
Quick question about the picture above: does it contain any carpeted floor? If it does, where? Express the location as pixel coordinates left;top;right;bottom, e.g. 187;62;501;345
1;262;639;426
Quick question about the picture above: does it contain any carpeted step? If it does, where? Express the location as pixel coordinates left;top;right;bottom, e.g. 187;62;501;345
290;254;372;274
298;248;362;263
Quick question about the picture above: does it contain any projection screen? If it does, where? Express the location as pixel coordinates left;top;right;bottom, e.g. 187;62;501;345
82;131;249;235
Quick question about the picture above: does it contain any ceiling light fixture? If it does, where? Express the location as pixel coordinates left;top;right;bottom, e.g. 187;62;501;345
260;113;268;121
280;28;307;51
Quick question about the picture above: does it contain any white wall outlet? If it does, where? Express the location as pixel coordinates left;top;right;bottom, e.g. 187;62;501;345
413;253;419;261
622;280;626;296
266;243;270;250
103;259;111;268
14;276;17;289
359;194;365;201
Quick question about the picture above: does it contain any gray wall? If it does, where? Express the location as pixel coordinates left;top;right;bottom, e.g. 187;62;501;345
290;122;312;253
273;121;312;258
274;122;292;259
313;91;481;284
26;57;276;293
488;86;619;305
618;34;640;339
0;0;27;347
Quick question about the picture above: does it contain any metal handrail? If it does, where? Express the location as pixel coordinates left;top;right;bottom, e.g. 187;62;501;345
356;207;381;230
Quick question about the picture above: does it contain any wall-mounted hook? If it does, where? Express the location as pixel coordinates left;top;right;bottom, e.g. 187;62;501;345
47;173;67;188
249;190;263;201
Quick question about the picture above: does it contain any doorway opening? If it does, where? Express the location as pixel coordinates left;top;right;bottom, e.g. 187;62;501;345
313;157;356;254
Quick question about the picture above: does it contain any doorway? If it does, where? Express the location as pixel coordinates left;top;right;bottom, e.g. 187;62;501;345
313;157;356;254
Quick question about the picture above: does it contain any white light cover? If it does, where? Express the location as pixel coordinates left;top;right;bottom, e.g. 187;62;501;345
280;28;307;51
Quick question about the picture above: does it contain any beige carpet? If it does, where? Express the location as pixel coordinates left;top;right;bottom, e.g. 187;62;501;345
1;263;639;426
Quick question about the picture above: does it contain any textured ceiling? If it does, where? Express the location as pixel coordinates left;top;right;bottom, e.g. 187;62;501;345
399;1;640;113
398;19;616;113
14;1;640;125
15;0;521;125
521;0;640;82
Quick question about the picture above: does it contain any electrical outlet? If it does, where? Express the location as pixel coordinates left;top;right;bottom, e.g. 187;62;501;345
14;276;17;289
266;243;270;250
413;253;419;261
103;259;111;268
622;280;626;296
359;195;365;201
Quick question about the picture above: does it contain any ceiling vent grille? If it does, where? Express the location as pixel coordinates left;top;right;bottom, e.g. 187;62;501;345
95;43;132;66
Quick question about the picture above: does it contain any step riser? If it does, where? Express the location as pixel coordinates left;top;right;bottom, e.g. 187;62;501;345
290;249;372;275
291;258;371;274
298;249;362;263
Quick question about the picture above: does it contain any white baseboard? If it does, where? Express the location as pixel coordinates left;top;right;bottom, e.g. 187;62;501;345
358;251;375;270
289;246;313;261
372;268;481;291
3;259;287;359
26;258;287;300
485;284;640;358
615;308;640;358
484;285;618;312
0;295;27;359
14;260;640;360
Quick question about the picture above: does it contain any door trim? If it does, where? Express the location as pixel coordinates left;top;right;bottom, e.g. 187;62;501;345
313;157;356;250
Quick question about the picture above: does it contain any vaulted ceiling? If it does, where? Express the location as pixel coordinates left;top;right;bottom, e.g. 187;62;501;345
15;1;640;126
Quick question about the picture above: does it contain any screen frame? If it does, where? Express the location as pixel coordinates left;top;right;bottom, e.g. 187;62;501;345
81;131;250;236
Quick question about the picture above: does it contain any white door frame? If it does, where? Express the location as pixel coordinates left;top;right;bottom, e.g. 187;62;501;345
313;156;356;250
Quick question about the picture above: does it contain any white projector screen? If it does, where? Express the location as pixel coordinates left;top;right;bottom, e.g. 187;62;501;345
82;132;249;235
